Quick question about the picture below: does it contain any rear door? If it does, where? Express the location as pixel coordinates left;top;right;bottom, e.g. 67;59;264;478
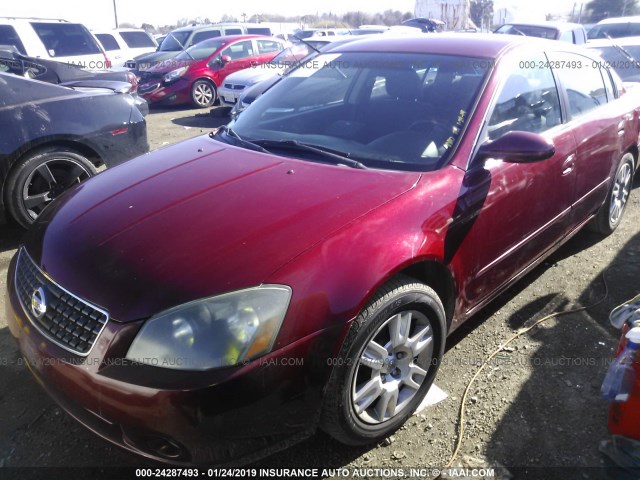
548;51;629;225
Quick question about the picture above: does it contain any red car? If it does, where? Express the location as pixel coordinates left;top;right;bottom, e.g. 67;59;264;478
137;35;285;108
6;34;639;465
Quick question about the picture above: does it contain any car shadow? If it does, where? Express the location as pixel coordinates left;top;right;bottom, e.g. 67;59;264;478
481;230;640;479
170;113;229;130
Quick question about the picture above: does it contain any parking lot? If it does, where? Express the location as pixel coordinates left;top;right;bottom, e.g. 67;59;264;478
1;104;639;479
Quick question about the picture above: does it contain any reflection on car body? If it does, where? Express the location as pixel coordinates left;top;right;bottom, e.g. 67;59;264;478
5;34;639;466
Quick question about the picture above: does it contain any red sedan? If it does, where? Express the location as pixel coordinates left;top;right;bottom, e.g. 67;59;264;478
6;34;639;465
137;35;285;107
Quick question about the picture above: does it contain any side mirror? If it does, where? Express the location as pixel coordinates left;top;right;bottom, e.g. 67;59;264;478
476;131;555;163
220;55;232;64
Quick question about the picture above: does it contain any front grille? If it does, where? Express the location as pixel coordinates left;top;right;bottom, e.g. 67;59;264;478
14;248;109;356
138;82;160;94
223;83;245;91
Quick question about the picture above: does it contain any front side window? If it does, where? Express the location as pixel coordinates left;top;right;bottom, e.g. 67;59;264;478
230;52;489;171
488;54;561;140
549;52;608;119
31;22;102;57
192;30;221;44
222;40;254;60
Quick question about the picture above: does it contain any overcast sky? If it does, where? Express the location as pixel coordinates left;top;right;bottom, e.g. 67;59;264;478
4;0;579;30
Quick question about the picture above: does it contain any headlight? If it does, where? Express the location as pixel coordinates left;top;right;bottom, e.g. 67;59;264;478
163;66;188;84
126;285;291;370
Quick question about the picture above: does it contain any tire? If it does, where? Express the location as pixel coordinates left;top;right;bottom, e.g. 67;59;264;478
5;148;97;228
321;275;446;445
191;80;217;108
589;153;635;235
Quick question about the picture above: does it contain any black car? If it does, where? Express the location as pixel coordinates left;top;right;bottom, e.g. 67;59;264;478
401;18;445;33
0;72;149;228
0;47;148;116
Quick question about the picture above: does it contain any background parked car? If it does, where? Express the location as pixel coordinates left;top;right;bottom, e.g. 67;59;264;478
138;35;285;108
0;17;110;70
0;46;148;116
588;16;640;40
587;36;640;83
94;28;157;68
401;17;445;32
0;72;148;227
494;21;587;44
127;23;254;73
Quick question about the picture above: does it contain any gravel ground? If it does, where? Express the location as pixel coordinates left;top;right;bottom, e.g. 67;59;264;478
0;104;639;479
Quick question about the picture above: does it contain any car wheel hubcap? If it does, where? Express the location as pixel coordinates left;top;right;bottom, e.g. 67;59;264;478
351;310;434;424
610;162;632;227
22;158;92;220
194;84;213;105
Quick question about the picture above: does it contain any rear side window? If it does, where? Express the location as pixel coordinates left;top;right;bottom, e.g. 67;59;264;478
550;52;608;118
247;27;272;35
224;29;243;35
0;25;26;54
192;30;221;44
559;30;574;43
31;22;101;57
257;39;282;54
120;31;155;48
95;33;120;51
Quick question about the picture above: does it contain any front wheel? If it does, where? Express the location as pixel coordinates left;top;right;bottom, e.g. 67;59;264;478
589;153;635;235
5;148;97;228
321;276;446;445
191;80;217;108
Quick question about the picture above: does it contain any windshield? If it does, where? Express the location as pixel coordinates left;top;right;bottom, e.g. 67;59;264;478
591;45;640;81
268;44;314;67
495;24;559;40
230;52;489;171
159;31;191;51
176;39;226;60
588;23;640;39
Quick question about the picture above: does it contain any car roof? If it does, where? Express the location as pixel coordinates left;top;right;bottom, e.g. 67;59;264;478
596;15;640;25
327;33;567;59
499;21;583;31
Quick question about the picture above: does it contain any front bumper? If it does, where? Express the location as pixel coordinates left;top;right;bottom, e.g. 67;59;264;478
5;252;340;465
218;85;246;107
138;80;190;106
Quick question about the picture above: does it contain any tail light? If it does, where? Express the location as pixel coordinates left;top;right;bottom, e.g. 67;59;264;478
126;72;139;93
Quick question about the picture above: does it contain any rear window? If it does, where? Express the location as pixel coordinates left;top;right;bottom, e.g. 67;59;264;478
95;33;120;51
120;31;155;48
31;22;102;57
0;25;26;54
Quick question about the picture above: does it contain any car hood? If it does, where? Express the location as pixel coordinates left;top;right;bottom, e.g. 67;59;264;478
133;51;180;68
28;135;420;323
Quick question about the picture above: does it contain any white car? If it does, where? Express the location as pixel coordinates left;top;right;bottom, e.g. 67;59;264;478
218;36;350;107
588;16;640;40
94;28;157;68
0;17;110;70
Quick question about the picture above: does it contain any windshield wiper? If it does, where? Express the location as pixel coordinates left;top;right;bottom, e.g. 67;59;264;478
605;33;640;68
252;139;367;169
212;125;270;154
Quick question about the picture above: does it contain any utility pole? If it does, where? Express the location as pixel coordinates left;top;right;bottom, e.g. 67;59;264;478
112;0;118;28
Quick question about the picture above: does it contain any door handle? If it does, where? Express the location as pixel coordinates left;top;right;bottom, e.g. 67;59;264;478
562;154;575;176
